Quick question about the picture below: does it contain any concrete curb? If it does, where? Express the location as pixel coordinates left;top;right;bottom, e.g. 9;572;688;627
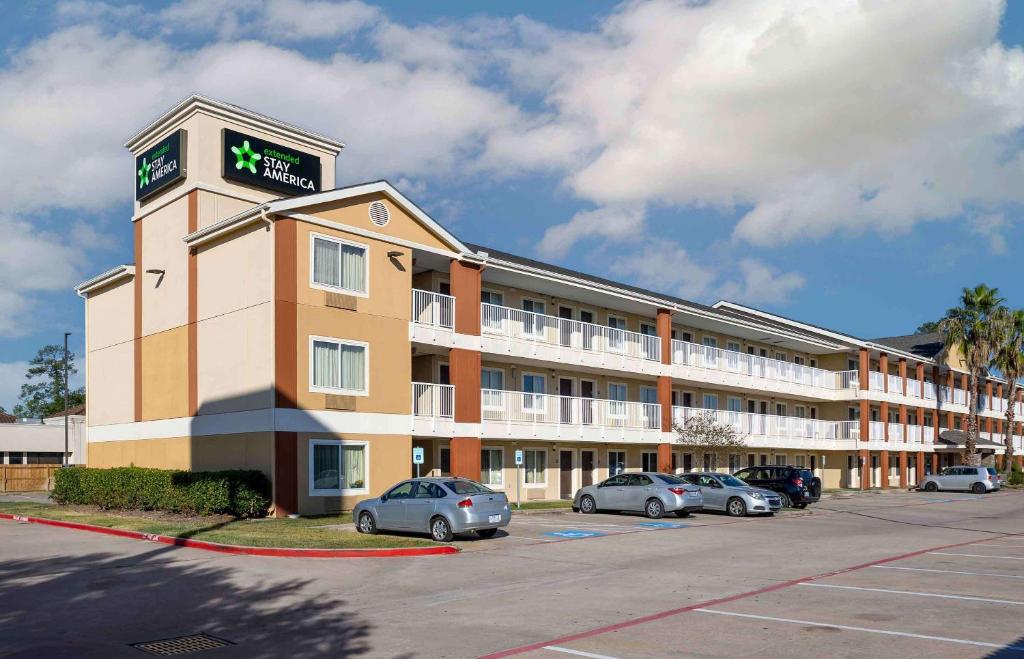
511;507;574;516
0;513;458;558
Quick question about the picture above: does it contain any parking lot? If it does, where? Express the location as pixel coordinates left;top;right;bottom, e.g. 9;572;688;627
1;489;1022;658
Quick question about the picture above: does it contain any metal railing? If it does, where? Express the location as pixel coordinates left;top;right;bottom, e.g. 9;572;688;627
888;422;904;442
869;372;885;392
480;303;661;362
838;370;859;389
671;407;842;440
411;289;454;329
481;389;661;433
869;421;886;440
670;340;851;390
411;383;454;432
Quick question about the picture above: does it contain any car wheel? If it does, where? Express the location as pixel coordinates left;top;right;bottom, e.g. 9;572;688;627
778;492;792;508
924;481;938;492
477;528;498;539
357;512;377;535
675;510;691;518
726;497;747;517
971;482;986;494
645;498;664;519
430;516;454;542
579;495;597;514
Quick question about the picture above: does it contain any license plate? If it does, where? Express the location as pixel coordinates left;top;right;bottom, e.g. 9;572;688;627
488;514;501;524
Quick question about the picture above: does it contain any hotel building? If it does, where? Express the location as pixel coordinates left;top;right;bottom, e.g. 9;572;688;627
77;97;1024;516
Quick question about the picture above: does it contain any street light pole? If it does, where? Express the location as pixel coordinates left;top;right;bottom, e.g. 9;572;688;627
63;332;70;467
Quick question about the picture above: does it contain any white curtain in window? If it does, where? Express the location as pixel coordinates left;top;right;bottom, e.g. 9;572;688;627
481;449;502;485
340;344;366;391
312;341;340;389
342;445;366;489
313;238;341;288
340;244;366;292
313;443;340;490
525;451;545;484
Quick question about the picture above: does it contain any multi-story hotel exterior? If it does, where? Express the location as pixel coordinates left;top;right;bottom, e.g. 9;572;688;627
77;97;1024;516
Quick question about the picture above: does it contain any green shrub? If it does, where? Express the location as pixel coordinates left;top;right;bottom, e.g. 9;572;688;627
53;467;271;518
1009;462;1024;487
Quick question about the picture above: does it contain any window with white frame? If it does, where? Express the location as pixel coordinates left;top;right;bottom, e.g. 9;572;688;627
641;451;658;472
524;449;546;484
729;453;741;471
775;454;787;466
703;452;717;471
727;397;742;412
481;448;503;486
309;440;367;495
310;337;368;395
793;356;805;365
311;234;368;295
481;290;504;330
703;393;718;410
727;341;741;353
608;383;628;418
522;373;546;412
609;450;626;475
795;455;806;468
481;368;505;410
607;315;627;351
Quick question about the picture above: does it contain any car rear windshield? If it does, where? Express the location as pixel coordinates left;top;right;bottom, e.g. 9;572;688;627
986;467;997;475
444;480;494;495
654;474;686;484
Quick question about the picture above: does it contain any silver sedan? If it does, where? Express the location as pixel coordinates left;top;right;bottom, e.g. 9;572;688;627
353;477;511;542
573;472;703;518
680;472;781;516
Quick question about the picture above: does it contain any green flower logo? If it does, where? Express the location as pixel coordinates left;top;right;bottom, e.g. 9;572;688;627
231;140;262;174
137;158;151;188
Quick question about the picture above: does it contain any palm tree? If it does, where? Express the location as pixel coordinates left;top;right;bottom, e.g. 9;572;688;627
992;309;1024;477
940;285;1006;466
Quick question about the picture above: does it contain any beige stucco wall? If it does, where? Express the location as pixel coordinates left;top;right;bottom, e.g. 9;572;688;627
192;432;274;474
88;436;192;469
196;222;273;321
197;302;274;414
140;326;189;421
87;341;135;427
304;192;455;254
197;188;262;231
296;433;411;515
140;198;189;336
86;278;134;351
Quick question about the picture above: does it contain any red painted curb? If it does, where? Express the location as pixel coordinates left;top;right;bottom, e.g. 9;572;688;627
0;513;458;558
477;531;1017;658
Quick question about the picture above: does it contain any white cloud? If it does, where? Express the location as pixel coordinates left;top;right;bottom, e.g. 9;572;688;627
0;360;29;413
968;212;1010;254
507;0;1024;251
610;241;806;305
538;205;646;259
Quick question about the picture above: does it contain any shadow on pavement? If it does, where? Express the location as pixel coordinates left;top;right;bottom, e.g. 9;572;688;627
0;543;383;658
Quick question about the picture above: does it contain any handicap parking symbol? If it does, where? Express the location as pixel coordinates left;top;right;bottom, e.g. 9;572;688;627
637;522;687;529
545;529;605;539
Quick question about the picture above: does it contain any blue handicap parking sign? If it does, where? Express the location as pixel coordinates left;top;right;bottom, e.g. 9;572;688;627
544;530;605;539
637;522;687;529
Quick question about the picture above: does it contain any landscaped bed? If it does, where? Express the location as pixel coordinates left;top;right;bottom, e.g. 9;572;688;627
0;501;440;550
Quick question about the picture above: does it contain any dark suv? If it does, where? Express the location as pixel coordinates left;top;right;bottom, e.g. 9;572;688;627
731;466;821;508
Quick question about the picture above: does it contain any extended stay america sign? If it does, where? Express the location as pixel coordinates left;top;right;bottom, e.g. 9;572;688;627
221;128;322;196
136;129;186;201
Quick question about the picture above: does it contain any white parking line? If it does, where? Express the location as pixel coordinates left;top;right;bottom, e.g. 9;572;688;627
930;552;1024;560
693;609;1024;651
873;565;1024;579
543;646;621;659
800;582;1024;605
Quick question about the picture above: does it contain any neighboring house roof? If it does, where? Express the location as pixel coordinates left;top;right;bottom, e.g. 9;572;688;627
43;405;86;419
0;412;16;424
937;429;1003;449
871;332;945;360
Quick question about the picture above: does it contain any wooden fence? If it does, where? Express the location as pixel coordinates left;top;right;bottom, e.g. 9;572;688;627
1;465;60;492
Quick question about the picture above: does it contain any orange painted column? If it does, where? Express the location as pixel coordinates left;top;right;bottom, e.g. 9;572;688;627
880;353;889;392
987;381;994;410
931;452;939;474
898;358;907;396
898;451;908;488
449;259;483;480
273;218;298;517
656;308;674;472
917;363;925;400
916;451;925;483
946;370;955;429
880;450;890;488
898;403;908;487
859;348;871;490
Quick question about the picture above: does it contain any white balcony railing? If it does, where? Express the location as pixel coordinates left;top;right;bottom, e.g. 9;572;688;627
888;374;902;394
869;421;886;440
671;407;842;440
924;382;937;400
837;420;861;440
670;340;850;390
411;289;454;329
838;370;859;389
888;422;904;442
482;389;660;433
869;372;885;392
907;379;921;398
411;383;454;431
481;303;661;363
954;388;967;406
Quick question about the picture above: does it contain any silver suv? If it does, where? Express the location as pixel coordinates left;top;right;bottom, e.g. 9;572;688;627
919;466;998;494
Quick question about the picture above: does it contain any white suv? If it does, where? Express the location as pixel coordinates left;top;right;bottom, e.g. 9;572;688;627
920;466;997;494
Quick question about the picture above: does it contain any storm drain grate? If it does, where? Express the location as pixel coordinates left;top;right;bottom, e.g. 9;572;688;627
131;633;234;656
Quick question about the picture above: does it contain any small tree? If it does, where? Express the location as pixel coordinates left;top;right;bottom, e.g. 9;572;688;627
993;309;1024;478
12;344;85;419
673;411;747;470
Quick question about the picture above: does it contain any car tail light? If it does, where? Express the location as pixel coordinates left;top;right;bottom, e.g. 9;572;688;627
791;476;803;487
668;487;686;495
457;498;473;508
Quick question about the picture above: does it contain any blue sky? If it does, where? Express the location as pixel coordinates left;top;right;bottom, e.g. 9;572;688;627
0;0;1022;411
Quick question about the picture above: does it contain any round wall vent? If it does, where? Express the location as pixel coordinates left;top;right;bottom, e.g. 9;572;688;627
369;201;390;227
